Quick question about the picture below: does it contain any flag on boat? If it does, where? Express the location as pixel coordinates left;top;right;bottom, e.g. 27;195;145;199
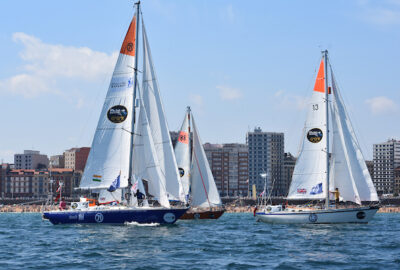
259;191;265;197
56;182;63;193
107;175;121;192
310;183;323;195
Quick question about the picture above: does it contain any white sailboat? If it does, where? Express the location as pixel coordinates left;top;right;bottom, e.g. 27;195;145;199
174;107;225;219
255;50;379;224
43;2;188;225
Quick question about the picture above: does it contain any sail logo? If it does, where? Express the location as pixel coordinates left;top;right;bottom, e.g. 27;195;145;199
107;105;128;123
110;77;133;91
95;213;104;223
178;131;189;144
179;168;185;177
307;128;323;143
310;183;323;195
127;42;134;52
297;188;307;194
163;213;176;223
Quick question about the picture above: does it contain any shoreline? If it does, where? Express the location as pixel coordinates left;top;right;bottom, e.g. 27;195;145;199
1;205;400;213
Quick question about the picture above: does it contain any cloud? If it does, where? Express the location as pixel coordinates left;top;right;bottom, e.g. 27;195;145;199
358;0;400;25
189;94;203;107
365;96;398;114
217;85;242;101
274;90;308;110
0;32;118;98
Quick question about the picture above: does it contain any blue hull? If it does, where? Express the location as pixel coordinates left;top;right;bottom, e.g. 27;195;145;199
43;207;188;225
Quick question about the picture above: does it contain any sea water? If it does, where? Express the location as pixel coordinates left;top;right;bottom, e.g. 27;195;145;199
0;213;399;269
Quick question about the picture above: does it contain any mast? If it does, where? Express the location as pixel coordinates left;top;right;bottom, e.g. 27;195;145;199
324;50;330;209
127;1;141;204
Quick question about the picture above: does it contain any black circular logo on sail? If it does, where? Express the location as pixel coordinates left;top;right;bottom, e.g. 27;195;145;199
107;105;128;123
307;128;323;143
179;168;185;178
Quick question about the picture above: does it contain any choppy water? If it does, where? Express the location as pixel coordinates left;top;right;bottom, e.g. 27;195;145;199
0;213;399;269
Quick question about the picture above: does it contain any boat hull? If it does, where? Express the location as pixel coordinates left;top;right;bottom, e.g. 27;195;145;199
43;207;188;225
255;206;379;224
179;209;225;220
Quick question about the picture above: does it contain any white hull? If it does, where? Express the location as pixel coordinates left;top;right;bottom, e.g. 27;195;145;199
255;206;379;224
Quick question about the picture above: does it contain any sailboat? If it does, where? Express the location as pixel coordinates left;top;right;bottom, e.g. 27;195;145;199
43;2;188;225
174;107;225;219
255;50;379;224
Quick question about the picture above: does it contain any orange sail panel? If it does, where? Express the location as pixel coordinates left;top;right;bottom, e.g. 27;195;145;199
313;59;325;93
120;16;136;56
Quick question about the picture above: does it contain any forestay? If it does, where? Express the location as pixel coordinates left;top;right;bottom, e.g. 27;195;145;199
141;22;184;202
80;15;138;190
190;117;222;208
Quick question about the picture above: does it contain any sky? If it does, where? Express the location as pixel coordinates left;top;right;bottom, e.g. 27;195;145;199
0;0;399;163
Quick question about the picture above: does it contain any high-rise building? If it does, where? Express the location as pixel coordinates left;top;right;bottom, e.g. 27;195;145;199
64;147;90;171
14;150;49;170
50;155;65;168
365;160;374;181
247;128;284;196
283;152;296;196
373;139;400;195
394;167;400;196
204;143;248;197
0;163;11;198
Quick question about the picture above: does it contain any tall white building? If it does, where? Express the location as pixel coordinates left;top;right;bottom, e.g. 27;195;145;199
247;128;284;196
14;150;49;170
373;139;400;195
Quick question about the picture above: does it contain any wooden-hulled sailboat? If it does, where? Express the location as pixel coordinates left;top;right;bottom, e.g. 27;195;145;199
255;50;379;224
43;2;188;225
174;107;225;220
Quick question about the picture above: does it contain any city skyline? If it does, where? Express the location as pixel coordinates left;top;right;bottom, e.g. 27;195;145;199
1;0;400;163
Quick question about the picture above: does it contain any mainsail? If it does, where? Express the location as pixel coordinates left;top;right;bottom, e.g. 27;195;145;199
174;109;192;200
190;116;222;208
80;15;138;190
287;59;328;200
141;22;184;202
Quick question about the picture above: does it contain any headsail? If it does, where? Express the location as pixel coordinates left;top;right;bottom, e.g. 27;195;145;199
174;108;192;201
329;70;379;203
190;116;222;208
141;22;184;202
80;14;138;190
287;59;328;200
133;98;170;208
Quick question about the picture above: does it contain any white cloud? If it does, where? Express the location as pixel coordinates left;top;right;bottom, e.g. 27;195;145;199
0;32;118;98
274;90;308;110
217;85;242;101
189;94;203;107
358;0;400;25
365;96;398;114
